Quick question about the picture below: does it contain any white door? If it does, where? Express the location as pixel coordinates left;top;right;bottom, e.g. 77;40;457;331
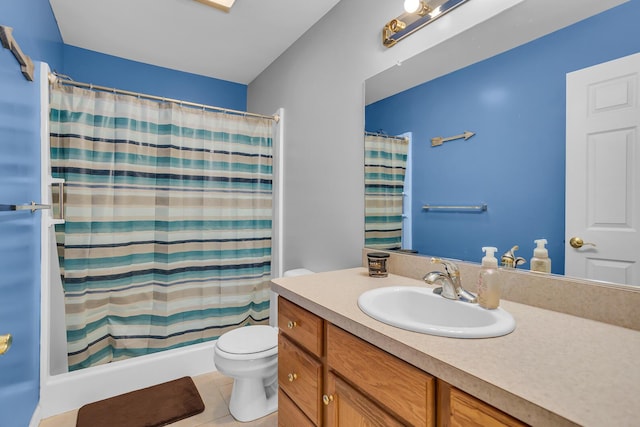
566;52;640;286
400;132;412;250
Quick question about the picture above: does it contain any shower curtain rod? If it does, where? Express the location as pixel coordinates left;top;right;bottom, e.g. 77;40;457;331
48;73;279;122
365;131;408;142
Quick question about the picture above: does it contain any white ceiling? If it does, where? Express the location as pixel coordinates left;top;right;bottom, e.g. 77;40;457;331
49;0;342;84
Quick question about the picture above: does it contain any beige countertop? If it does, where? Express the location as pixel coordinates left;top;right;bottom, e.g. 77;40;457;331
271;268;640;427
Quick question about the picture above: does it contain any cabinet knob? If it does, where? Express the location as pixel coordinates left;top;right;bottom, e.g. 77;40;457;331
287;320;297;329
287;373;298;382
0;334;12;355
322;394;334;406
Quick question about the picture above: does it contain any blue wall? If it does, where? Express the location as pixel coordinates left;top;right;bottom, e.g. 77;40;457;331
62;46;247;110
0;1;246;425
366;0;640;274
1;2;62;425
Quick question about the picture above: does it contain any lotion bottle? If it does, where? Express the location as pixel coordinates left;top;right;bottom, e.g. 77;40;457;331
477;246;501;309
530;239;551;273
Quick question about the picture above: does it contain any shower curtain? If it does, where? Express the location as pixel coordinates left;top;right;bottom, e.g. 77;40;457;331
364;134;409;250
49;84;274;371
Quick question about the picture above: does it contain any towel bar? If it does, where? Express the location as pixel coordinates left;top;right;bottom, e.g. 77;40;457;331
422;203;487;212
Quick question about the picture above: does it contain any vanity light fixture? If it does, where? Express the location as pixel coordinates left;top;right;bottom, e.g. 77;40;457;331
193;0;236;13
383;0;472;48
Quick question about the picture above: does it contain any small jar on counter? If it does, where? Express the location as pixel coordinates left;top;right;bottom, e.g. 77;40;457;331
367;252;390;277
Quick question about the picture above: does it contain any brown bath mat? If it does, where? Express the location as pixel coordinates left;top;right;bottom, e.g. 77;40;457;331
76;376;205;427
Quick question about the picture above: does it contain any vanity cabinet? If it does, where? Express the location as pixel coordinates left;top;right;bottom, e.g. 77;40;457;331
277;296;527;427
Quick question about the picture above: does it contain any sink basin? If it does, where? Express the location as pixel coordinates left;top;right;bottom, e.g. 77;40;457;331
358;286;515;338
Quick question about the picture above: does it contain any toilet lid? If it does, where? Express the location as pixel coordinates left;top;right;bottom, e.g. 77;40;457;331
217;325;278;354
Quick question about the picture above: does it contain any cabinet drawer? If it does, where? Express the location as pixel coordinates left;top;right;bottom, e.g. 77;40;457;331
278;388;315;427
278;296;323;357
278;334;322;425
327;324;436;426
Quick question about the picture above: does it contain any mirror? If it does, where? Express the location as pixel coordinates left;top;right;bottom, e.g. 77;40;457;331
364;2;639;285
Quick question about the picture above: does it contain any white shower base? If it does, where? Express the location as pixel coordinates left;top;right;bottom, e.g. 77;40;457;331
39;341;217;418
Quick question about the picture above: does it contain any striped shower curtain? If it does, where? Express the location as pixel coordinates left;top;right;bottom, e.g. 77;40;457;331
50;84;273;371
364;134;409;250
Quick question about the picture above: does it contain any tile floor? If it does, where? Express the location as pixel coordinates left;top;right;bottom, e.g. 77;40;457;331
38;371;277;427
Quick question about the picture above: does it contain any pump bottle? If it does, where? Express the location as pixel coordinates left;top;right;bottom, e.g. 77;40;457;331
477;246;501;309
530;239;551;273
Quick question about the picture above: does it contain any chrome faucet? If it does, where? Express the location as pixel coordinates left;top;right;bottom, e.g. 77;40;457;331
423;257;477;303
501;245;526;269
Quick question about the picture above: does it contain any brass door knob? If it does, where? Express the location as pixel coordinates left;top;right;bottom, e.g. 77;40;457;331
0;334;12;355
287;373;298;382
322;394;334;405
287;320;297;329
570;237;596;249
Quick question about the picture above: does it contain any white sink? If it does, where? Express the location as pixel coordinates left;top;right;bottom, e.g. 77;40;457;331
358;286;516;338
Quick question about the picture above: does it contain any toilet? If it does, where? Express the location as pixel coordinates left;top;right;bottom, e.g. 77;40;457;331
214;325;279;422
214;268;314;422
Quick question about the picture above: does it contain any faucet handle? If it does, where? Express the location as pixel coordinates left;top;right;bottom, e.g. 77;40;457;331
501;246;526;268
430;257;460;277
430;257;476;303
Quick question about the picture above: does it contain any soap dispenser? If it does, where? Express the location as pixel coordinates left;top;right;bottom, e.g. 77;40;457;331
530;239;551;273
477;246;501;309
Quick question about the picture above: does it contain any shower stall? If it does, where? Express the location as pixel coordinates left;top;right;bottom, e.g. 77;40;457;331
37;63;284;418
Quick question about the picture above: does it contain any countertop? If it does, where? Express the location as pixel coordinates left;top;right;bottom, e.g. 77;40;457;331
271;268;640;427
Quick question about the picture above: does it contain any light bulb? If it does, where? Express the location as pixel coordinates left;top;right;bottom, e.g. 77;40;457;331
404;0;421;13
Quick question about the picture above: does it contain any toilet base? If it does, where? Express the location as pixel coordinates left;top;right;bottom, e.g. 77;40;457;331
228;376;278;422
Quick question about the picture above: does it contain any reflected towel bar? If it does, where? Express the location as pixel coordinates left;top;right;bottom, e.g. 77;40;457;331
422;203;487;212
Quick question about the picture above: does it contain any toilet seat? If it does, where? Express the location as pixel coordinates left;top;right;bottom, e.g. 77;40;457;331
217;325;277;355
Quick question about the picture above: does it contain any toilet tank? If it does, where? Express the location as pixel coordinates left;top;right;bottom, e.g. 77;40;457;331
271;269;314;328
283;268;314;277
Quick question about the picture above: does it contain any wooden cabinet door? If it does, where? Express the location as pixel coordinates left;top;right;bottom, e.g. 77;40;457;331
327;324;435;426
438;380;528;427
324;372;404;427
278;388;315;427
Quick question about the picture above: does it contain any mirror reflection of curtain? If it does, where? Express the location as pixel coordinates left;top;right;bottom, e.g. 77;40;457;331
50;84;274;371
364;133;409;250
